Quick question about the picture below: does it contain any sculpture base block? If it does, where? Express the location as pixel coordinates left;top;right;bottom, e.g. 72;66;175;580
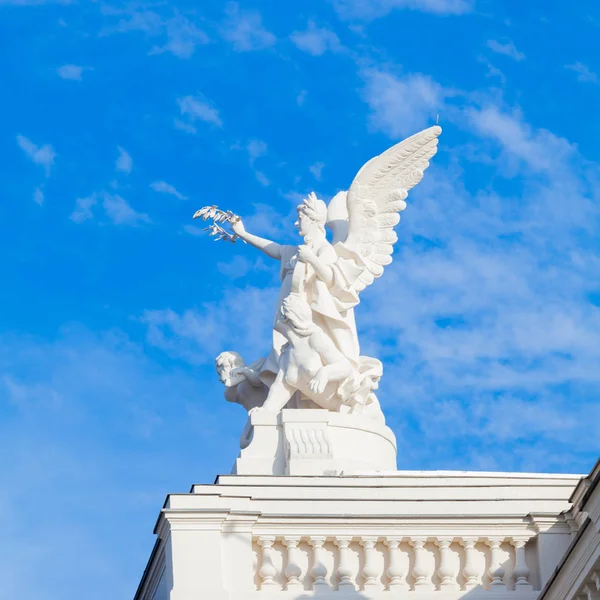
233;409;397;476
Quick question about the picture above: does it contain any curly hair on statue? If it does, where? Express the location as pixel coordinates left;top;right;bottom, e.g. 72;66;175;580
297;192;327;228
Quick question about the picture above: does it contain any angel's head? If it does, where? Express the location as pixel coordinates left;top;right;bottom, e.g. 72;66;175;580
215;351;245;386
295;192;327;237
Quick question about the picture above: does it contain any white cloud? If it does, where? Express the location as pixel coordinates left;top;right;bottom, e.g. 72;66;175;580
297;90;308;107
115;146;132;174
57;64;84;80
149;14;210;58
69;194;97;223
182;224;204;236
246;139;267;163
241;139;270;186
33;187;44;206
362;69;443;138
102;8;209;59
150;181;187;200
486;39;525;61
70;191;149;226
174;119;197;134
102;193;150;225
332;0;474;20
141;285;278;364
466;105;574;172
16;135;56;176
309;162;325;180
0;325;231;598
177;94;222;131
216;255;266;280
221;2;276;52
290;21;342;56
565;62;598;84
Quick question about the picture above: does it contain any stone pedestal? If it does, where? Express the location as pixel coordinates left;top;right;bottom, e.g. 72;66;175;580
234;409;397;476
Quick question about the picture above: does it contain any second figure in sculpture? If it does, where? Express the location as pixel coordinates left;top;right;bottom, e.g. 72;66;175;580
198;125;442;424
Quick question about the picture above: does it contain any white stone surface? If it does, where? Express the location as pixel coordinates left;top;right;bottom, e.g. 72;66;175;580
200;127;442;452
233;408;397;476
134;470;583;600
537;459;600;600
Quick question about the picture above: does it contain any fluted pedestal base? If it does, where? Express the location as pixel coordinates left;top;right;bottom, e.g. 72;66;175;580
233;408;397;476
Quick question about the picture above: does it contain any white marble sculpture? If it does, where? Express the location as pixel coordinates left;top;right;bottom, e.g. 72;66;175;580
196;126;442;425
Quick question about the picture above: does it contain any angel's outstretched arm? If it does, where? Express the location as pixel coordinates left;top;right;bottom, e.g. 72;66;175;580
231;218;282;260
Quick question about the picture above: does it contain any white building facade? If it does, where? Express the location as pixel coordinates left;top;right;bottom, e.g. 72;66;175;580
133;411;600;600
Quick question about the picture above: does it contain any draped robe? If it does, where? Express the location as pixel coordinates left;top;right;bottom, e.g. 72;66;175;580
259;243;363;388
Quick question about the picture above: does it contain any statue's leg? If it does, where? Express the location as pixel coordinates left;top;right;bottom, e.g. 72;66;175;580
261;371;295;413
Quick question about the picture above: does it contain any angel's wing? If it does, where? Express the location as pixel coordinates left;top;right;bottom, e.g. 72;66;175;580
337;125;441;292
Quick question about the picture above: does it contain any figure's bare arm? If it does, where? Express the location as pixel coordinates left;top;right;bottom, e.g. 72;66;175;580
297;246;334;285
231;218;282;260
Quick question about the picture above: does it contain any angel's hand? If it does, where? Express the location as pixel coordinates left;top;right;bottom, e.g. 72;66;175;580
309;368;330;395
297;244;317;265
231;217;246;236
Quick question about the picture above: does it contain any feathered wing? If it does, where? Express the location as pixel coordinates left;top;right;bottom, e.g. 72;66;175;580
335;125;441;292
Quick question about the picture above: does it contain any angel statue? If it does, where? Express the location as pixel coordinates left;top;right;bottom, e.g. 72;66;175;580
201;125;442;423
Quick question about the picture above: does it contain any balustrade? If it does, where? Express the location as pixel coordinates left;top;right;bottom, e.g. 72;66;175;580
251;533;534;593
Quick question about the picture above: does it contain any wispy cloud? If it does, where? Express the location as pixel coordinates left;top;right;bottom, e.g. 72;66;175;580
309;161;325;180
70;194;97;223
565;61;598;84
70;192;149;226
332;0;474;20
115;146;133;174
176;94;222;132
150;181;187;200
0;326;230;599
142;285;277;364
102;193;150;225
33;187;44;206
290;21;342;56
466;105;574;172
486;39;525;61
361;69;443;138
16;135;56;176
101;7;209;59
57;64;85;80
221;2;276;52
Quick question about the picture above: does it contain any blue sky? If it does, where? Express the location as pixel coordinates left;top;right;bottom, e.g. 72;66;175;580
1;0;599;598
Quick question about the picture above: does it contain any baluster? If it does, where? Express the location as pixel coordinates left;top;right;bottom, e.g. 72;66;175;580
511;538;532;591
334;537;354;590
410;537;430;587
309;536;329;590
584;583;600;600
436;538;456;588
257;536;277;589
283;537;302;591
460;537;479;590
486;537;506;590
385;537;407;590
360;537;379;589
